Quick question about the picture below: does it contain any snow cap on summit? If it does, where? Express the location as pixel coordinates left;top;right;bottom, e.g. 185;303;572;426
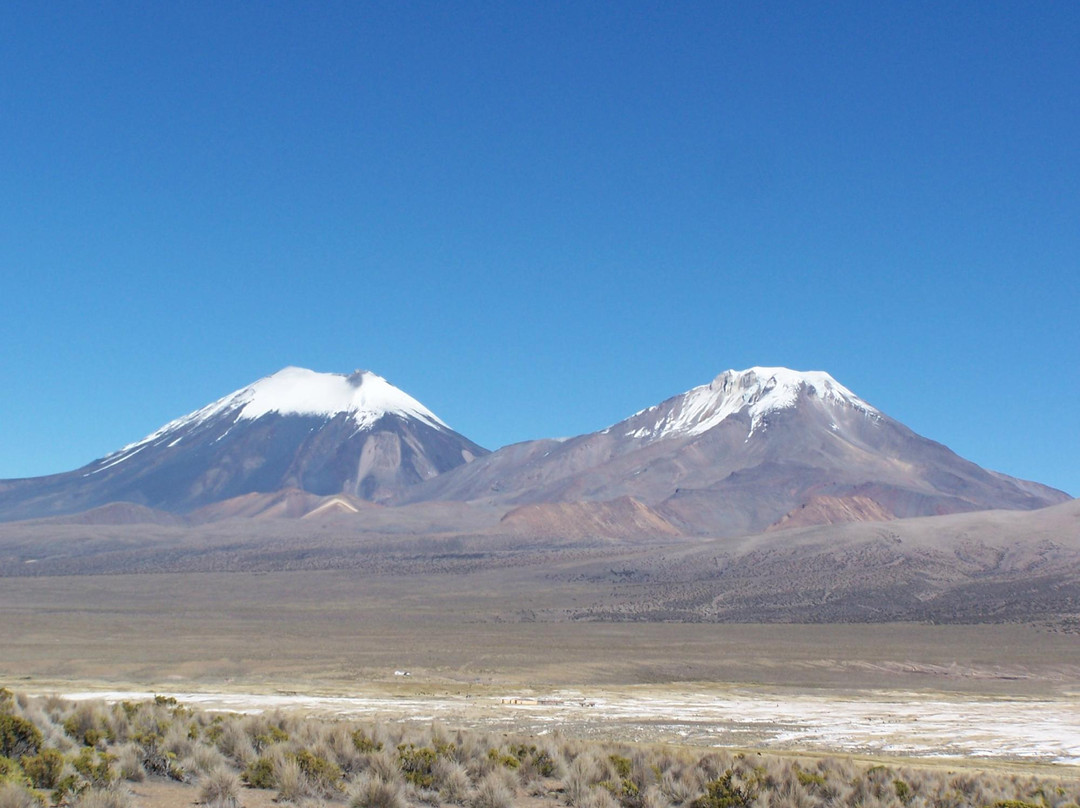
104;366;450;463
235;366;448;430
622;366;878;441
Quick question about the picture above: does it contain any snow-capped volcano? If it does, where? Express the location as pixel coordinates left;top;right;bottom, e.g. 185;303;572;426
101;367;450;471
618;367;879;442
404;366;1068;536
0;367;488;520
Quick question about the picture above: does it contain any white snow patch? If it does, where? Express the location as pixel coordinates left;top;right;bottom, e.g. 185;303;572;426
616;367;880;442
233;367;448;431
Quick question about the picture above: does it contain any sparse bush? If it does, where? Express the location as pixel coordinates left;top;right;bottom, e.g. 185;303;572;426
183;742;227;776
199;766;242;808
71;784;134;808
566;754;601;806
214;721;256;767
660;767;701;806
642;784;673;808
436;758;471;804
112;744;144;782
581;789;622;808
471;771;515;808
0;782;38;808
275;755;309;803
366;749;401;782
349;772;408;808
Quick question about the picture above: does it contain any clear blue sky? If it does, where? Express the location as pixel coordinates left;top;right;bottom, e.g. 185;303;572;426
1;1;1077;496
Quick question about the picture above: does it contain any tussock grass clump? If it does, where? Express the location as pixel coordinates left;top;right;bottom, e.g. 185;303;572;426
436;758;471;804
348;772;408;808
183;741;227;777
274;755;308;803
198;766;242;808
70;783;134;808
111;743;144;782
471;770;516;808
0;783;38;808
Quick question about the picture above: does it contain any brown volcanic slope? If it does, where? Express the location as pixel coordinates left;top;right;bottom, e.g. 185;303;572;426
401;368;1067;537
0;494;1076;626
766;492;897;531
557;497;1080;624
497;496;682;540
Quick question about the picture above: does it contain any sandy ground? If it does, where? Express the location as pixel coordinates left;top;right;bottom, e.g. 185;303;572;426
58;685;1080;767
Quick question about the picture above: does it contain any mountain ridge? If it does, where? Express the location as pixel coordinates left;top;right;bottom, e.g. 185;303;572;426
0;365;1068;530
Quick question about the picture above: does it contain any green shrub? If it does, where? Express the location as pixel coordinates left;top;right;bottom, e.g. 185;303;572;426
72;748;116;788
508;743;557;778
52;774;88;805
599;777;641;808
487;748;520;770
0;716;41;762
795;768;825;789
397;744;439;789
252;727;288;751
893;778;912;803
609;755;633;780
0;757;28;788
242;757;276;789
293;749;342;796
351;729;383;754
689;772;755;808
20;748;63;790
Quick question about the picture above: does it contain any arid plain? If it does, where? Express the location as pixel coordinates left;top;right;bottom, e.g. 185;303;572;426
3;554;1079;770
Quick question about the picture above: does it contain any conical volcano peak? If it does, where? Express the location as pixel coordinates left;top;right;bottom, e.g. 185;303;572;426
620;366;878;442
7;365;488;517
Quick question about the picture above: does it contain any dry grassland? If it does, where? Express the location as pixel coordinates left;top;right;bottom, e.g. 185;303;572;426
1;570;1077;694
